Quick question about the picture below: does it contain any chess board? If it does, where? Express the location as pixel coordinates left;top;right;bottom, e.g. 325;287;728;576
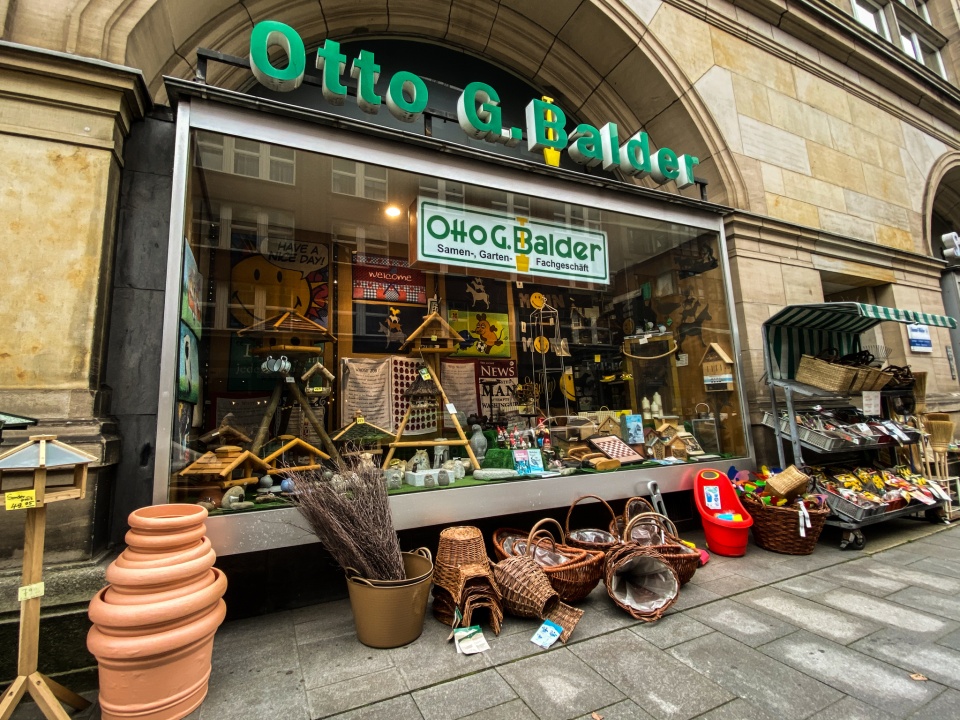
588;435;646;464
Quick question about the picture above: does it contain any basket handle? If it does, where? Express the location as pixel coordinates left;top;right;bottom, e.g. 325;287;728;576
527;517;566;549
622;512;678;542
527;531;558;555
623;496;656;524
631;512;680;537
409;547;433;564
565;494;618;536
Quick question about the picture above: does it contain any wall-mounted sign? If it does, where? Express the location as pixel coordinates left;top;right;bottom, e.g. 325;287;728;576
248;22;700;188
414;199;609;284
908;323;933;353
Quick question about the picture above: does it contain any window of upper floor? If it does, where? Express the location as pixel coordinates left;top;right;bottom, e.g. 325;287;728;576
851;0;948;78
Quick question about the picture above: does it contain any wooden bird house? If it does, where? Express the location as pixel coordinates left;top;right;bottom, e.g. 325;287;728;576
263;436;330;475
0;435;96;505
180;445;271;490
400;312;465;358
701;342;735;392
238;309;336;354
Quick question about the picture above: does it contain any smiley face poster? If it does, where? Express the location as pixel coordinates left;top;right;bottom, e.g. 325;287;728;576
228;230;329;329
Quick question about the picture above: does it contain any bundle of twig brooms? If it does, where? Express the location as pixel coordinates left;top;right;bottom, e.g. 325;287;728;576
291;456;405;581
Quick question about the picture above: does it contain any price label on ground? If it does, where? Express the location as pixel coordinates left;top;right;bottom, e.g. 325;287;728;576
5;490;37;511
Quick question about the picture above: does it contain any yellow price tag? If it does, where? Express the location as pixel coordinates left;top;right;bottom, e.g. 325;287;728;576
18;582;44;601
594;354;601;363
5;490;37;511
356;417;365;425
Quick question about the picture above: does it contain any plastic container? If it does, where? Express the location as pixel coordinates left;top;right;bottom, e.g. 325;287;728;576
346;549;433;648
694;469;754;557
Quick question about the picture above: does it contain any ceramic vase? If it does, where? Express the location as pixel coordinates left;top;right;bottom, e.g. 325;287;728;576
87;504;227;720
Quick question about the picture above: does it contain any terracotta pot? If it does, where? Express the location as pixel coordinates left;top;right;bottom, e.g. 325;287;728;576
88;505;227;720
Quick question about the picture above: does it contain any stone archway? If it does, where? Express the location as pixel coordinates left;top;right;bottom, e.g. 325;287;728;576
20;0;748;208
924;151;960;255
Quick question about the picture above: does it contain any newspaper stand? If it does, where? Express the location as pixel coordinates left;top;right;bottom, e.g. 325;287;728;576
761;303;954;549
0;435;96;720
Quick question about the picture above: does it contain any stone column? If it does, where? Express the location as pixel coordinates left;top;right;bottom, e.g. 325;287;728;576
0;40;147;654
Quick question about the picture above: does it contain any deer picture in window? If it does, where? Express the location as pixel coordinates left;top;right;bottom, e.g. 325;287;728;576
465;277;491;309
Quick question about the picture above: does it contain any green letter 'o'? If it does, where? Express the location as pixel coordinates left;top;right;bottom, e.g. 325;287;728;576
387;71;428;122
249;21;306;92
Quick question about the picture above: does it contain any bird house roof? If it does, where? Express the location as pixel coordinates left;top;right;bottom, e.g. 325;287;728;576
0;435;97;470
262;437;330;465
180;446;271;477
238;310;337;343
700;342;733;365
400;312;465;351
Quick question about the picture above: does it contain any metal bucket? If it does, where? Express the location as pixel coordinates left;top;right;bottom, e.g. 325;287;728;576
345;548;433;648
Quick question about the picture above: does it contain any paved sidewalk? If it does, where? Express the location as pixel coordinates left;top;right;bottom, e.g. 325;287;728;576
15;518;960;719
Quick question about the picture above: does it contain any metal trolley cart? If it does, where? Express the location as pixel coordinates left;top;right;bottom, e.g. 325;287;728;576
761;302;955;550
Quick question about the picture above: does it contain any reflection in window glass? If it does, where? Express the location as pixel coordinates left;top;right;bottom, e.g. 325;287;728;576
852;0;889;37
169;129;748;515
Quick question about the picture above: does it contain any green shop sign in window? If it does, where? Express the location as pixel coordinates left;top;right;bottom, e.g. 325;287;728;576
248;22;699;189
416;199;609;284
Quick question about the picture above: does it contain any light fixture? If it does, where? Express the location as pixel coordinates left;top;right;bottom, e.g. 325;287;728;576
385;205;402;218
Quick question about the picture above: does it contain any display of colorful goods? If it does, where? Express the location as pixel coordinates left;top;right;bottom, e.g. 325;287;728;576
734;467;830;555
810;465;947;522
761;407;921;452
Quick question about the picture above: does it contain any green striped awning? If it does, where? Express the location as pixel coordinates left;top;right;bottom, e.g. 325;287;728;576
764;302;957;380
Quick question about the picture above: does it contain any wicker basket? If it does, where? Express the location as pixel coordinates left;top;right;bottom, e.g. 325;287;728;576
492;519;605;603
492;553;559;618
766;466;810;500
545;602;585;643
603;544;679;622
565;495;620;553
795;355;858;394
608;496;657;537
741;495;829;555
622;514;699;585
436;526;488;567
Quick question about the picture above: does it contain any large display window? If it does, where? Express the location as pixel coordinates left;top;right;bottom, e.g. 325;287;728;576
153;97;751;546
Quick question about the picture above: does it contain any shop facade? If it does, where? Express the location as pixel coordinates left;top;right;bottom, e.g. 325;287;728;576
2;0;960;680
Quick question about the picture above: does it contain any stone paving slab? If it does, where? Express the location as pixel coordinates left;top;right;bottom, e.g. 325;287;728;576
390;619;489;690
692;573;765;597
809;564;909;597
683;598;798;647
885;585;960;623
843;558;960;595
464;699;538;719
913;529;960;551
299;630;396;689
667;632;842;719
910;556;960;579
307;667;408;719
690;699;777;719
628;613;714;649
770;574;839;598
807;696;897;719
852;627;960;691
325;694;424;720
496;647;625;720
732;586;880;644
573;699;655;719
413;669;518;720
907;688;960;719
569;629;733;720
759;629;946;717
812;587;959;638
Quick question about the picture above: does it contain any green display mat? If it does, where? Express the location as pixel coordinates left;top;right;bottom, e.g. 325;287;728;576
388;474;509;495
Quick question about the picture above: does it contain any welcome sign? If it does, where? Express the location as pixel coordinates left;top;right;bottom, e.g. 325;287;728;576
416;199;609;284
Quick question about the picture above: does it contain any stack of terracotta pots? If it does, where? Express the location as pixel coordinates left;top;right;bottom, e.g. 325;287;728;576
87;504;227;720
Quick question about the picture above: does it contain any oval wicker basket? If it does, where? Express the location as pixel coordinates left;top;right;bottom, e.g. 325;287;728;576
565;495;620;553
741;495;829;555
492;553;559;618
492;518;604;603
603;544;679;622
608;496;656;537
622;513;699;585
